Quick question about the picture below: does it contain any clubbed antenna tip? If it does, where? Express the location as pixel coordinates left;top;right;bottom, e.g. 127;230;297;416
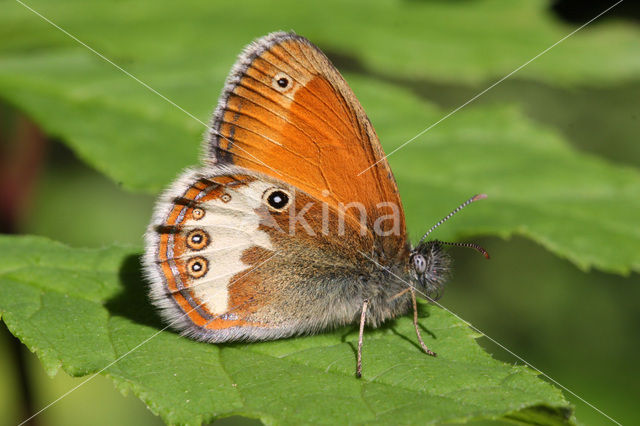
442;241;490;260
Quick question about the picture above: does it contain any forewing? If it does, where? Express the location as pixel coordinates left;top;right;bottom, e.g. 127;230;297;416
206;32;407;257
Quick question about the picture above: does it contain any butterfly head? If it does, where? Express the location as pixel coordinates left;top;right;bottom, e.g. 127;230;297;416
408;194;490;298
409;240;451;298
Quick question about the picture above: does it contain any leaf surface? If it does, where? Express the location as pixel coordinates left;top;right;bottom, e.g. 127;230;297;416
3;0;640;85
0;235;573;425
1;1;639;275
351;76;640;275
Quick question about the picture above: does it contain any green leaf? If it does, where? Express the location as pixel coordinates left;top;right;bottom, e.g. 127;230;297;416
1;1;639;275
0;235;572;425
347;76;640;276
3;0;640;86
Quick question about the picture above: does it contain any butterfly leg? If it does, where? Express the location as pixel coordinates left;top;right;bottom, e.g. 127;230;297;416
356;298;369;378
411;288;436;357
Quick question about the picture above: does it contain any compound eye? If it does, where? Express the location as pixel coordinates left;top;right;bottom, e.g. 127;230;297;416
412;254;427;274
262;188;292;212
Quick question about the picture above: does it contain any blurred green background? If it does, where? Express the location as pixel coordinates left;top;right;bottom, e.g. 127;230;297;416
1;0;639;425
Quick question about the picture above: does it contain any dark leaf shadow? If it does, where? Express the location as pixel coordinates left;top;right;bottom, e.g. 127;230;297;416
388;305;438;353
416;305;438;340
339;325;359;363
105;254;168;332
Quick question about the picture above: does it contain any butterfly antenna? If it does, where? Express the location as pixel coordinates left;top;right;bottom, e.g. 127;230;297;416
441;241;490;259
418;194;487;245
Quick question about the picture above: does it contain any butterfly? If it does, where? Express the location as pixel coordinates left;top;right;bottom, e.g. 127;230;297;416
144;31;487;377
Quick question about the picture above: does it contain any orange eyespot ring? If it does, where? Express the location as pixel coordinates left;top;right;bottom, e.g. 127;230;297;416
192;208;205;220
186;229;209;251
187;257;208;279
221;193;231;203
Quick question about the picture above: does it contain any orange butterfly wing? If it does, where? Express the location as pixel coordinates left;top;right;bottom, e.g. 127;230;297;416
206;32;407;257
145;33;418;341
